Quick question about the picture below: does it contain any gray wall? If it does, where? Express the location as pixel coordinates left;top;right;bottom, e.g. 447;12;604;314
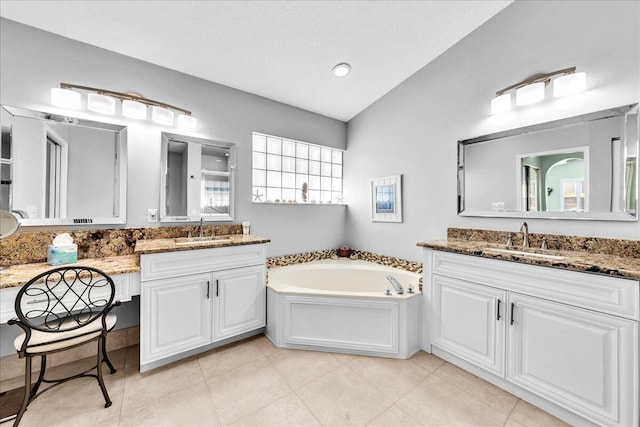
0;18;347;258
345;1;640;262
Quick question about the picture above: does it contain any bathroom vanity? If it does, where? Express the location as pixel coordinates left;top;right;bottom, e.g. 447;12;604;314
419;238;639;427
134;235;270;372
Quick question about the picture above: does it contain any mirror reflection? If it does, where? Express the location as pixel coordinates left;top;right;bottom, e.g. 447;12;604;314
0;106;127;226
161;132;235;222
459;104;638;221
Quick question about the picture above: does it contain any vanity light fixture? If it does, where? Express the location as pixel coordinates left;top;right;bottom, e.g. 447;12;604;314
49;83;197;130
491;67;586;114
332;63;351;77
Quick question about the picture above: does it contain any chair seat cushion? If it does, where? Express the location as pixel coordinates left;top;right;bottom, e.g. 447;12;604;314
14;314;117;354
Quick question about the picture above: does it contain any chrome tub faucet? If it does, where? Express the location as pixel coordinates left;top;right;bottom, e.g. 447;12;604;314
386;275;404;295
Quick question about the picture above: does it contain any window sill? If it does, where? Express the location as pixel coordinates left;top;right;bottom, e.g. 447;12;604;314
252;202;346;206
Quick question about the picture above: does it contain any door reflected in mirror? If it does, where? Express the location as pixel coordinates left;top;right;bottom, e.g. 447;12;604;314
161;132;235;223
519;148;587;213
1;106;127;226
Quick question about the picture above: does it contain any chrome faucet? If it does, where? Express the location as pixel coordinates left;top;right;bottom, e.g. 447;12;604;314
198;217;205;238
386;275;404;295
519;221;530;248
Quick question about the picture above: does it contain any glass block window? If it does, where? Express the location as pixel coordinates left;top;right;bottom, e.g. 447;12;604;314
252;132;343;204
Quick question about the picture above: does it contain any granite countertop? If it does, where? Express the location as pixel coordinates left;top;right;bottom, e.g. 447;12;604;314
134;234;271;255
417;239;640;281
0;255;141;289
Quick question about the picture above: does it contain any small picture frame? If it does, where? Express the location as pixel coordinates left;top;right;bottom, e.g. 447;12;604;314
370;175;402;222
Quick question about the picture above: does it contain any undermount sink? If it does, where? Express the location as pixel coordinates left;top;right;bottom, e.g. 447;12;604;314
174;236;232;246
482;247;566;261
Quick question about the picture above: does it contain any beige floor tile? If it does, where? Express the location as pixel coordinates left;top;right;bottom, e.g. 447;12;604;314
122;358;204;410
270;349;342;390
206;358;292;425
367;404;422;427
297;365;393;426
198;339;266;378
507;399;571;427
253;335;281;357
124;345;140;370
231;392;320;426
120;380;220;427
332;352;363;364
348;356;429;402
432;363;518;414
397;373;509;426
408;351;446;374
18;374;124;427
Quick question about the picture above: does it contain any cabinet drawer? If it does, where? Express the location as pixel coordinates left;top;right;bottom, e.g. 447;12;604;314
0;272;133;324
140;244;266;281
432;251;639;320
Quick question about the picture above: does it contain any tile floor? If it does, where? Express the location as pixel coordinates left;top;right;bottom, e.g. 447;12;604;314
1;335;570;427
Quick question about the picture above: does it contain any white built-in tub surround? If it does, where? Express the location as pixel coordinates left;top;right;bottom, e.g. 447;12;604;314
266;259;422;358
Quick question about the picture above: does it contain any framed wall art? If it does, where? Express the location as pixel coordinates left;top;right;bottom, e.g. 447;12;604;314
370;175;402;222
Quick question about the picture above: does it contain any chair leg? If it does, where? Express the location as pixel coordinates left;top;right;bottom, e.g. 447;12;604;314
29;354;47;399
102;335;116;374
96;335;112;408
13;356;32;427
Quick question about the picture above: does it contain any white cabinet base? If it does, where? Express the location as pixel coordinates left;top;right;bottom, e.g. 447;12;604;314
431;346;603;427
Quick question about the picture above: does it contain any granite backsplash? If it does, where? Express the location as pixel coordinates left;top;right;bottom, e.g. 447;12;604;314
447;227;640;258
0;224;243;266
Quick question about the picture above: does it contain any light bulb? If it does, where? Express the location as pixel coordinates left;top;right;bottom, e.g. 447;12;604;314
553;72;586;97
516;82;545;106
87;93;116;115
177;114;197;131
491;93;512;114
122;100;147;120
51;88;81;110
151;106;174;125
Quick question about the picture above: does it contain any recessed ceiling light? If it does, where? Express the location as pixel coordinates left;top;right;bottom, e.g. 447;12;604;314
332;63;351;77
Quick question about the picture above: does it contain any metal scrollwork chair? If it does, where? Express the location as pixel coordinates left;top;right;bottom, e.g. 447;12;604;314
8;266;121;426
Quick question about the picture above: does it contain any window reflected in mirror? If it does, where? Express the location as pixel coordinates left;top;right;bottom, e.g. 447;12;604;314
161;132;235;222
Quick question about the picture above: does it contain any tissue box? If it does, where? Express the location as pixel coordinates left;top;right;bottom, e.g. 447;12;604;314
47;244;78;266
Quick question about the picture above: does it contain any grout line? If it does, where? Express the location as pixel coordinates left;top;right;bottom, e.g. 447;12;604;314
502;398;521;427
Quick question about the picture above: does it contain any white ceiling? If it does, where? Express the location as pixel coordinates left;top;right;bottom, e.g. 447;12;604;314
0;1;512;121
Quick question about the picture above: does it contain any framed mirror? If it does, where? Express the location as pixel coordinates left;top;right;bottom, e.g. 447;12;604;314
1;105;127;226
458;104;638;221
160;132;236;223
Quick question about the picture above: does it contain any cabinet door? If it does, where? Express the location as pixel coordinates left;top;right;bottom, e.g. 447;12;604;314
507;293;638;427
432;274;506;376
141;273;213;364
213;265;266;341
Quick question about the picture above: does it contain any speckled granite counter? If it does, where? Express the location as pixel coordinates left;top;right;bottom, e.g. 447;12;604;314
417;239;640;280
0;255;141;289
134;234;270;255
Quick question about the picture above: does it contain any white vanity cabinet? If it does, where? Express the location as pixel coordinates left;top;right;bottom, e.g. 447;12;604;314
213;265;266;341
432;275;506;376
141;273;213;362
424;249;639;427
139;244;266;372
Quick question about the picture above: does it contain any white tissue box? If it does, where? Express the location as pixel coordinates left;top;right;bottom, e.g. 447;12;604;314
47;244;78;266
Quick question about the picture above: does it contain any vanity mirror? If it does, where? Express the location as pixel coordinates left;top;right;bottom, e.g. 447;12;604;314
458;104;638;221
160;132;236;222
0;105;127;226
